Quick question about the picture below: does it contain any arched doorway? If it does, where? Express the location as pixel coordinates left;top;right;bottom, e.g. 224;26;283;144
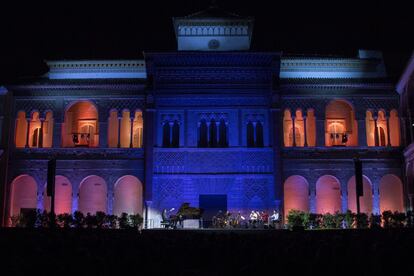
43;176;72;215
284;175;309;216
10;175;38;217
78;175;107;215
62;101;99;147
316;175;341;214
325;100;358;146
113;175;143;216
347;175;373;214
379;174;404;213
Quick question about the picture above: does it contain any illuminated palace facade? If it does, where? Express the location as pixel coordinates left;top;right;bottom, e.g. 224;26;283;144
0;8;409;227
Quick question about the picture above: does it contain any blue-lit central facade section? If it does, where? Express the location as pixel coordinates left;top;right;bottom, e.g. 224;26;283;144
145;52;282;219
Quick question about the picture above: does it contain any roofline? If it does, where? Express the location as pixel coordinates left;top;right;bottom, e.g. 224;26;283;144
396;51;414;94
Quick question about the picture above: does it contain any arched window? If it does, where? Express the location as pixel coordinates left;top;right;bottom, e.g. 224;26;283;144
113;175;143;216
43;176;72;215
256;121;264;147
62;101;99;147
294;109;305;147
42;111;54;148
209;119;218;147
108;109;119;148
389;109;401;146
377;110;388;146
120;110;131;148
306;109;316;146
347;175;373;214
283;109;293;147
325;100;358;146
171;120;180;148
10;175;38;217
198;119;208;147
284;175;309;216
218;119;227;147
316;175;341;214
132;110;143;148
15;111;27;148
247;121;254;147
29;112;41;148
78;175;107;215
365;110;376;146
162;122;171;147
379;174;404;213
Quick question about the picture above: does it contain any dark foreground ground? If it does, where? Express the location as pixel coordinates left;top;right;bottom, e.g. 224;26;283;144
0;228;412;275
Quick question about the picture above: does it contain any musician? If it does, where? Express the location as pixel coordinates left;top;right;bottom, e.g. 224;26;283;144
261;211;269;227
270;210;280;229
249;210;258;228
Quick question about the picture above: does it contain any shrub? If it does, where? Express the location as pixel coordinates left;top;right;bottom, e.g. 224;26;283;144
391;212;406;228
57;213;73;228
321;213;336;229
129;214;143;229
344;210;355;229
73;211;85;228
286;210;306;230
369;214;381;229
382;211;393;228
304;213;319;229
85;213;97;228
118;213;131;229
95;212;106;229
356;213;369;229
37;210;50;228
105;214;118;229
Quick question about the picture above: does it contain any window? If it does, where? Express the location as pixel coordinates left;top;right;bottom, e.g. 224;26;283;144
63;101;99;147
325;100;358;146
198;118;228;148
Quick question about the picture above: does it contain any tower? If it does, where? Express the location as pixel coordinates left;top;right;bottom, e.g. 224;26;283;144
172;4;254;51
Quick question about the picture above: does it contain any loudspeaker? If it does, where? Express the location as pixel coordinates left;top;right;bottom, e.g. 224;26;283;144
47;158;56;197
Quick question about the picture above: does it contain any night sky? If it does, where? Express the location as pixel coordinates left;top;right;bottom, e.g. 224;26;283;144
0;1;412;83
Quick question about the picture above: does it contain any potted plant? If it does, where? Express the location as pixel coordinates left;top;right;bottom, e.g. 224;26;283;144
57;213;73;228
73;211;85;228
287;210;306;231
95;211;106;229
118;213;130;229
382;210;392;228
129;214;143;230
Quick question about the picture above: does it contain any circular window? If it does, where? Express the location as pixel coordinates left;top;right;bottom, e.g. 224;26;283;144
208;39;220;50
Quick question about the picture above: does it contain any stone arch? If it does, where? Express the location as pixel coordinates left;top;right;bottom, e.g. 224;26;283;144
316;175;341;214
42;111;54;148
28;111;41;148
325;99;358;146
389;109;401;146
10;175;38;217
306;108;316;146
284;175;309;215
379;174;404;213
108;109;119;147
347;175;373;214
365;110;376;146
43;175;72;215
113;175;143;216
132;110;143;148
78;175;107;215
120;109;131;148
377;110;388;146
283;109;293;147
62;101;99;147
15;111;28;148
294;109;305;147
